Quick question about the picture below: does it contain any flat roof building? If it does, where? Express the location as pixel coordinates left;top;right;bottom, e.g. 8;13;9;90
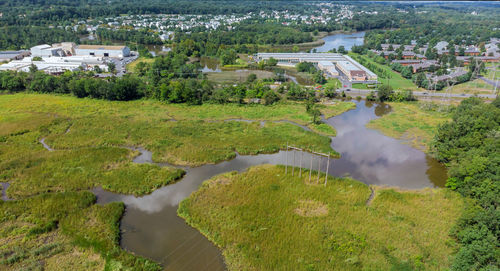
0;50;30;62
255;53;377;82
0;56;107;74
336;60;367;81
31;44;65;57
75;45;130;58
317;61;339;76
256;53;345;64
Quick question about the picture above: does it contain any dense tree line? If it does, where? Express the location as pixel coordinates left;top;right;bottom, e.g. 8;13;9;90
366;85;416;102
0;26;79;50
95;28;163;45
432;98;499;270
172;23;313;57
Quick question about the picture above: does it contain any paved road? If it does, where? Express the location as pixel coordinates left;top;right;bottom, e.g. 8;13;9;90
479;76;500;89
338;88;497;99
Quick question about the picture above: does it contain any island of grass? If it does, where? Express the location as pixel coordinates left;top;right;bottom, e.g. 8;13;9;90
178;165;464;271
366;102;451;151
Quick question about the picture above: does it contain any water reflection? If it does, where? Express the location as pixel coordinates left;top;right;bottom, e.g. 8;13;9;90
314;31;365;52
93;100;447;271
327;100;445;188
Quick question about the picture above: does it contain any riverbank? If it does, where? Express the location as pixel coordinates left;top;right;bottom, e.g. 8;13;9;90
179;164;464;271
0;191;162;270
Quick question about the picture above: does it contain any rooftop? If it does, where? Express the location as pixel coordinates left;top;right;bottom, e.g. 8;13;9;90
76;45;127;50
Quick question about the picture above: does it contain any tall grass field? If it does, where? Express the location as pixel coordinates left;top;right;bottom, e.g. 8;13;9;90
179;165;464;271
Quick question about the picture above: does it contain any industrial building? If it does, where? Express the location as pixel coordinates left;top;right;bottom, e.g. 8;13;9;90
0;50;30;62
31;44;65;57
29;43;130;59
255;53;377;82
75;45;130;58
336;61;366;81
256;53;345;65
317;61;339;76
0;56;108;74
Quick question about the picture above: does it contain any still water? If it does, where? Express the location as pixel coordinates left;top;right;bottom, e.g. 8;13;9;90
314;31;365;52
94;100;446;270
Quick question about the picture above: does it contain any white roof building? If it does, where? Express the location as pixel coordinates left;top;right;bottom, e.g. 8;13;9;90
0;56;107;74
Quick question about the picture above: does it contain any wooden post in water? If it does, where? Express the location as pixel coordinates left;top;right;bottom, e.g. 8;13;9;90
324;154;330;186
299;151;303;177
309;152;313;182
317;156;321;184
285;142;288;175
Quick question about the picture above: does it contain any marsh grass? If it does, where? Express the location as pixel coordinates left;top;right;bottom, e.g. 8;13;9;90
0;93;353;269
366;102;450;151
179;165;464;271
0;191;161;270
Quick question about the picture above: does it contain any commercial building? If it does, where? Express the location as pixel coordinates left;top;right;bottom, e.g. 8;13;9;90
0;56;108;74
75;45;130;58
255;53;377;82
0;50;30;62
317;61;339;76
31;44;65;57
256;53;345;65
336;61;366;81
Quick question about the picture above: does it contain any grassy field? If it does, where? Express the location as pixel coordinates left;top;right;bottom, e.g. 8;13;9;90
324;78;342;89
448;79;496;95
0;192;161;270
179;165;464;271
366;102;451;151
206;70;274;84
126;57;155;73
0;94;354;199
349;53;421;91
352;83;377;89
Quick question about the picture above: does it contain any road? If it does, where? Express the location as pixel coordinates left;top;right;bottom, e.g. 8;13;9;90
337;88;497;99
479;76;500;89
103;52;139;77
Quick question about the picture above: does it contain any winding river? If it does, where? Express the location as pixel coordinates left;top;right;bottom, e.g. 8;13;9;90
92;100;447;271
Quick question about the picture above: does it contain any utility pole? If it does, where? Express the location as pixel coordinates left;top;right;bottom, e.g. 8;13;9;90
324;154;330;186
316;156;321;184
285;142;288;175
299;151;303;177
309;153;312;183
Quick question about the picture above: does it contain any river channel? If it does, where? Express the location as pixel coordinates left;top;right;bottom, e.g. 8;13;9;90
93;100;447;271
314;31;365;52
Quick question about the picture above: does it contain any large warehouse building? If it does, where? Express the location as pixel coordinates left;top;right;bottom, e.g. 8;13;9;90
0;56;108;74
255;53;377;82
75;45;130;58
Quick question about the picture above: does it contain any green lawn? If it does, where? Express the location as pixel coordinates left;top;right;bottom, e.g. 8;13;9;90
349;53;421;91
125;57;154;73
179;165;464;271
324;78;342;89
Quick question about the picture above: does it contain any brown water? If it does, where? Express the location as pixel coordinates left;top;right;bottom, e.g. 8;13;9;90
93;100;447;270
